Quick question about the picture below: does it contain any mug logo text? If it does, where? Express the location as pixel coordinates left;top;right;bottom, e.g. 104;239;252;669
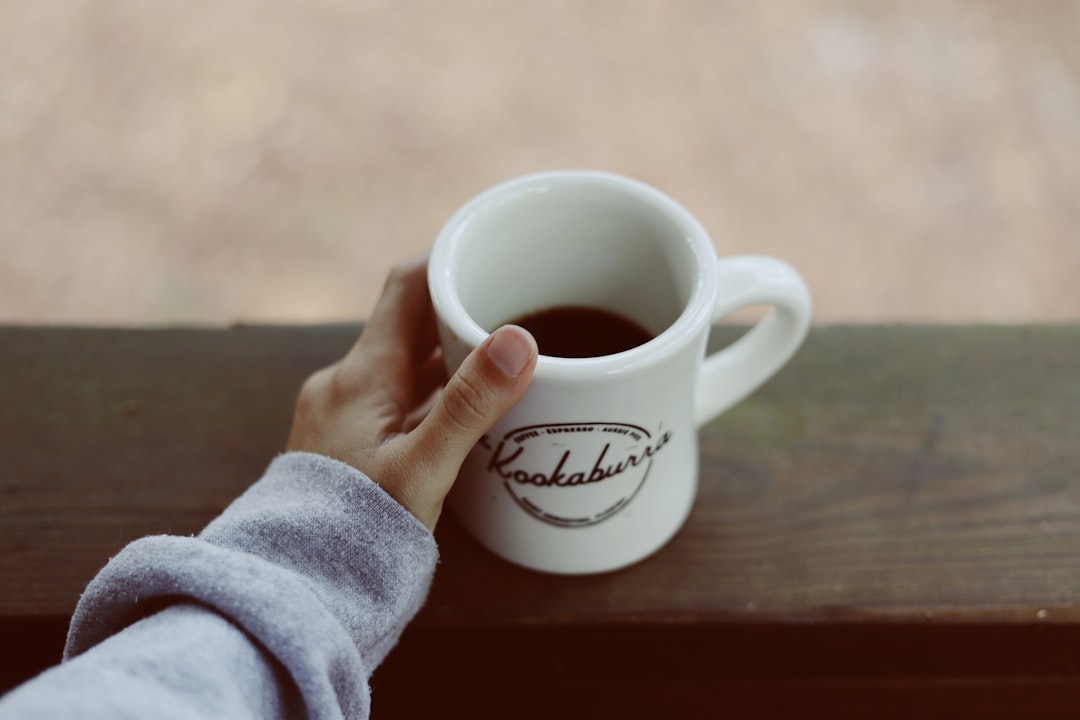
484;422;671;527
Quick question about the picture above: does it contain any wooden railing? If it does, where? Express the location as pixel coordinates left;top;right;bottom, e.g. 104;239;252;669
3;325;1080;717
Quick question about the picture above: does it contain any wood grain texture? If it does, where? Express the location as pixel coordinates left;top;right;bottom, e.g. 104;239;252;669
4;324;1080;710
3;325;1079;626
1;325;353;617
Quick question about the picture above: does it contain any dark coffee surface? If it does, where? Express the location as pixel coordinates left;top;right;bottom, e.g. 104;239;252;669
507;305;653;358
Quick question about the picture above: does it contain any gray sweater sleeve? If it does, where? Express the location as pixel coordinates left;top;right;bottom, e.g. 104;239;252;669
0;452;439;719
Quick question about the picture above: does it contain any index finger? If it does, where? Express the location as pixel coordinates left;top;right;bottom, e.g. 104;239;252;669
354;252;436;357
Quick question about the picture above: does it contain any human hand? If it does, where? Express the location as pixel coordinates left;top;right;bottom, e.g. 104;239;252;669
286;255;537;531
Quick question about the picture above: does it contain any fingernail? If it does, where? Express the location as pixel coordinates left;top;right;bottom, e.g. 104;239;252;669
486;325;536;378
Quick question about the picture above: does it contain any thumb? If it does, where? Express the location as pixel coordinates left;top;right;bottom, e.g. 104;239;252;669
411;325;537;472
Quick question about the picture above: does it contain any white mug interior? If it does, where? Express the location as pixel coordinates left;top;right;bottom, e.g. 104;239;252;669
434;173;714;359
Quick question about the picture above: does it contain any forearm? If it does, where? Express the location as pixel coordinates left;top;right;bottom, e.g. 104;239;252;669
2;604;299;720
1;453;438;719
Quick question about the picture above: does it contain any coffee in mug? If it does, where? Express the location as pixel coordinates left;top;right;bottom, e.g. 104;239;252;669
507;305;653;358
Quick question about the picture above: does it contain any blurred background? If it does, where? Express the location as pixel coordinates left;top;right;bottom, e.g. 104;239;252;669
1;0;1077;325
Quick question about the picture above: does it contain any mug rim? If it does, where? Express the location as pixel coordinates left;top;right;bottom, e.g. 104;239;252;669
429;170;719;380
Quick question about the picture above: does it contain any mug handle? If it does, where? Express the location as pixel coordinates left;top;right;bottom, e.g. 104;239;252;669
694;255;812;427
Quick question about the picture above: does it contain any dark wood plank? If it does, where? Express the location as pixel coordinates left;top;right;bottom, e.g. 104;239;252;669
3;325;1080;627
4;325;1080;710
375;625;1080;718
1;325;356;617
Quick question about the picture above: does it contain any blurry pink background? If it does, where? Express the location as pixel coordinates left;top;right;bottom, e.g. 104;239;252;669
2;1;1078;324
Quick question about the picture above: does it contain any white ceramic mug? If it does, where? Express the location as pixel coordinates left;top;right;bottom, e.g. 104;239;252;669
428;170;811;574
